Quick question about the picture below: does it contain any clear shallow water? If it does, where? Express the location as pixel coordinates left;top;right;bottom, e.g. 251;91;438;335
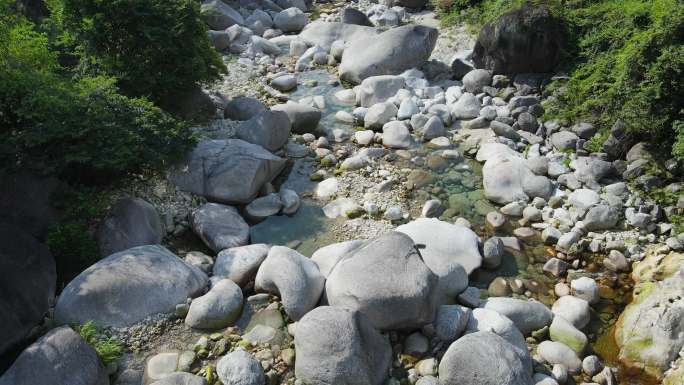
290;69;356;139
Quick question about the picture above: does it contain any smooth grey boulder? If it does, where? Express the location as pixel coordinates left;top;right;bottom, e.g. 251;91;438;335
396;218;480;300
279;188;300;215
342;7;372;26
185;279;243;329
462;69;491;93
568;189;600;210
217;349;265;385
571;156;614;190
433;305;471;342
583;204;620;231
54;245;207;327
0;225;55;360
298;21;378;51
225;96;267;121
200;0;244;30
325;232;439;330
550;131;579;151
537;341;582;374
356;75;406;107
450;92;481;120
272;102;321;134
274;7;308;32
0;326;108;385
465;308;530;365
191;203;249;253
311;240;365;277
271;74;297;92
295;306;392;385
439;331;534;385
382;121;412;149
483;153;553;204
150;373;207;385
246;9;274;29
235;110;292;151
245;193;282;220
364;102;398;130
490;120;521;141
255;246;325;321
214;244;271;286
552;295;591;329
420;116;446;140
208;30;230;50
97;198;163;256
483;297;553;335
170;139;286;204
340;25;438;84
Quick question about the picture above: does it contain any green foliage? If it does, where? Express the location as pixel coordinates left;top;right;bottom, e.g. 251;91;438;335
47;222;98;276
62;0;226;105
545;0;684;160
434;0;684;160
74;321;123;366
585;130;610;153
47;187;111;284
0;6;196;177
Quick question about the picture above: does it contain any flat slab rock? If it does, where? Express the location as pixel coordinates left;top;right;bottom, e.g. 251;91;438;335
170;139;286;204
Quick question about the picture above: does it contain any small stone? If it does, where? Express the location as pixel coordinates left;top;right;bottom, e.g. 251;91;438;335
570;277;599;305
603;250;629;272
582;355;603;376
486;211;506;230
488;277;511;297
404;332;429;356
543;258;568;277
483;237;504;269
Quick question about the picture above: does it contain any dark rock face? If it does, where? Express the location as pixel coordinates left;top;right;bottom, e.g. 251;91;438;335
395;0;429;8
0;225;56;371
0;170;60;240
341;8;372;27
96;198;164;257
472;5;567;74
0;326;108;385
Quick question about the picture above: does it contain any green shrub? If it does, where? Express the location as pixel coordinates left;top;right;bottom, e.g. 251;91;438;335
0;7;196;177
435;0;684;160
47;222;98;280
585;130;610;153
62;0;226;106
74;321;123;366
546;0;684;160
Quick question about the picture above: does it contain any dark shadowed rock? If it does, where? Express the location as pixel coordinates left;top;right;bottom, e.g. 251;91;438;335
342;8;372;26
0;326;108;385
224;96;267;121
97;198;163;257
272;102;321;134
472;5;567;74
0;170;60;240
0;225;55;363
